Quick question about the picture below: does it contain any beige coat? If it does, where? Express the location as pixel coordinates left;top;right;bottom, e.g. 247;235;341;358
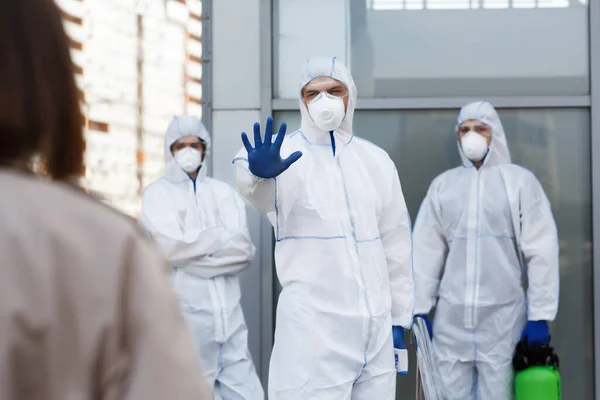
0;170;211;399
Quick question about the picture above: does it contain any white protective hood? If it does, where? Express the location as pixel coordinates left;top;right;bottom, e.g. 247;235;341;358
163;115;211;183
457;101;511;167
299;57;358;146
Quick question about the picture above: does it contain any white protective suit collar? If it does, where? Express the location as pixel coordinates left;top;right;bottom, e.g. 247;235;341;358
163;115;211;183
457;101;511;168
298;57;357;150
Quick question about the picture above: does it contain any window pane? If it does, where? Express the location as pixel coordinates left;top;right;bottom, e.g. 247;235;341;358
273;0;349;99
274;108;592;398
350;0;589;97
274;0;589;98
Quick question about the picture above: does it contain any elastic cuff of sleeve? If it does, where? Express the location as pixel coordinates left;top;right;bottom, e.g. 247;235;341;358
232;156;249;165
391;315;412;330
527;312;556;322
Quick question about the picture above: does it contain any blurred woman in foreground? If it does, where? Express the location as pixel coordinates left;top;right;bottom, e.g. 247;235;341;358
0;0;210;398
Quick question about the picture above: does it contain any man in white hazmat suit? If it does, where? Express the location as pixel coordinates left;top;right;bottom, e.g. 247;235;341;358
233;57;414;399
413;101;559;399
139;116;264;400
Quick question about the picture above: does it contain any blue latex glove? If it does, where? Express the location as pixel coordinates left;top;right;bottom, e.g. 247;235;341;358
241;116;303;179
521;320;550;347
392;326;408;375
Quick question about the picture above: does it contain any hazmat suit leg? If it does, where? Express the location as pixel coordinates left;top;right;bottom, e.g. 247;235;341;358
173;271;264;400
267;292;356;400
433;299;526;400
351;371;395;400
436;359;476;400
216;302;264;400
351;315;396;400
476;360;514;400
268;384;353;399
473;301;525;400
268;314;396;400
171;271;220;392
267;282;397;400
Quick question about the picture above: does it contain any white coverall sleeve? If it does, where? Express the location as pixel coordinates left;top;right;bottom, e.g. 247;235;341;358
412;182;448;315
379;165;414;328
182;189;255;276
520;174;559;322
234;155;276;217
139;185;232;268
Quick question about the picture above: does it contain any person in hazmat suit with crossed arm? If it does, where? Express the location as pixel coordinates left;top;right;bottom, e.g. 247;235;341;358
140;116;264;399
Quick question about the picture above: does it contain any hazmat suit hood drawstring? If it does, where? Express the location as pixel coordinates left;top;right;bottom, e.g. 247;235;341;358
298;57;357;151
163;115;211;184
457;101;511;168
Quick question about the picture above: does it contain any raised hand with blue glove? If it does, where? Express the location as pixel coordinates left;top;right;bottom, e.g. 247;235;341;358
392;326;408;375
521;320;550;347
241;116;303;179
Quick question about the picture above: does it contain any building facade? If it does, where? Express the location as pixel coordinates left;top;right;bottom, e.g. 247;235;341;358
57;0;204;215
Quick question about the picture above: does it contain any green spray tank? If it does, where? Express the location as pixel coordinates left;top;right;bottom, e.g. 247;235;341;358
513;339;561;400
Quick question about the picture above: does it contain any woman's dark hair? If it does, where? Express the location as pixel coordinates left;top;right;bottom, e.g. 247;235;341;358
0;0;84;181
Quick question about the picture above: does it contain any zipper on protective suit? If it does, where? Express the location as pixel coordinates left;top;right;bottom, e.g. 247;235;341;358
331;133;374;352
190;177;227;347
464;168;483;340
